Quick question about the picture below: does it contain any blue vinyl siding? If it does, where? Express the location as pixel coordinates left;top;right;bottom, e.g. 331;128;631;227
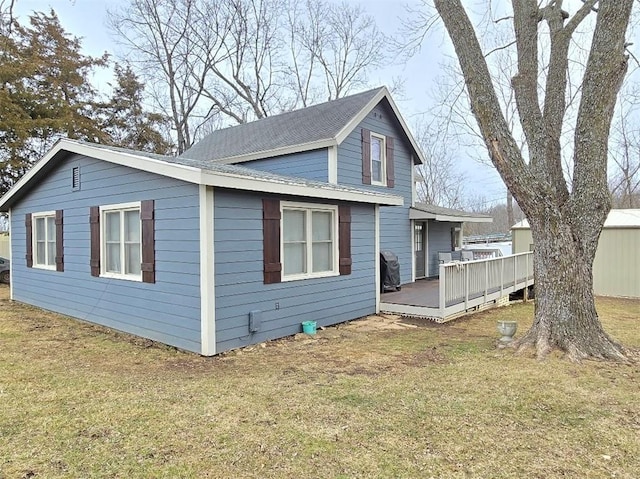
243;148;328;182
337;99;413;284
427;220;458;277
10;154;202;353
214;189;376;353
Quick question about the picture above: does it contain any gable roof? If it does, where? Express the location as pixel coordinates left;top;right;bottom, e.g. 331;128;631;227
409;203;493;223
181;86;425;165
512;209;640;229
0;139;403;212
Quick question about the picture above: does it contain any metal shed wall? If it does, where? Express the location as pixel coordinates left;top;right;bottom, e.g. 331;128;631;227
592;228;640;298
512;226;639;298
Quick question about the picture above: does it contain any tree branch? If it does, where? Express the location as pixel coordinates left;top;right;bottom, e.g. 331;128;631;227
434;0;537;216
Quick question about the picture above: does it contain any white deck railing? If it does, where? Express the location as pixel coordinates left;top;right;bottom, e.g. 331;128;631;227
438;252;534;317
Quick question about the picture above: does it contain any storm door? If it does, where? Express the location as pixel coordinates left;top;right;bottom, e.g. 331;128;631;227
414;222;427;278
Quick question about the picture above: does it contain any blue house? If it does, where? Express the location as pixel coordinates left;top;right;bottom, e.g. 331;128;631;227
0;87;489;355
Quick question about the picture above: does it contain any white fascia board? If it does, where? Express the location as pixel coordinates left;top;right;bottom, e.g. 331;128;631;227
0;139;202;210
210;138;336;164
409;208;492;223
334;87;426;165
200;171;404;206
409;209;436;220
0;138;402;211
450;216;493;223
71;141;203;183
436;214;493;223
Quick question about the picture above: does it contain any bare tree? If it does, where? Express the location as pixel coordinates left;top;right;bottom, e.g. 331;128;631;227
413;120;467;208
462;196;525;237
108;0;223;153
0;0;15;34
109;0;388;138
197;0;288;123
429;0;634;361
609;85;640;208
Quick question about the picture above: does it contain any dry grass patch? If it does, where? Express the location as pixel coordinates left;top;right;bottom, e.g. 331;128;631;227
1;285;639;478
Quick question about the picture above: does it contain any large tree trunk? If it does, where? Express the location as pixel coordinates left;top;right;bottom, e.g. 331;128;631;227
518;214;626;361
434;0;635;361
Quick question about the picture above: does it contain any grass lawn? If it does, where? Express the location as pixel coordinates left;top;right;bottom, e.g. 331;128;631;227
1;284;639;478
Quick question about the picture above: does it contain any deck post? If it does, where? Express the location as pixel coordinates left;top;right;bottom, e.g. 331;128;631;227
464;263;469;310
484;259;488;302
500;257;504;297
439;263;446;318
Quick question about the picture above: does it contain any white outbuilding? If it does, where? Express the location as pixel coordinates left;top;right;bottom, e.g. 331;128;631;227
512;209;640;299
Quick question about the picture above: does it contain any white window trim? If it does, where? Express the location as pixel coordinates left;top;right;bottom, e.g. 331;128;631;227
280;201;339;282
99;201;142;282
32;210;57;271
370;132;386;186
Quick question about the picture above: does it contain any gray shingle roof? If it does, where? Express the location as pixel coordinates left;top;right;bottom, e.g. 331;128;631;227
180;87;385;163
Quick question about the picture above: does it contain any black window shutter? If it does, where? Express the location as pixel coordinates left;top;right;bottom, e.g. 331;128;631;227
141;200;155;284
361;128;371;185
89;206;100;277
55;210;64;272
25;213;33;268
386;136;395;188
338;205;352;275
263;198;282;284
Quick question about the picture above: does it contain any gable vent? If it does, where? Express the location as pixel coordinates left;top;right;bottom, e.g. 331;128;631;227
72;166;80;191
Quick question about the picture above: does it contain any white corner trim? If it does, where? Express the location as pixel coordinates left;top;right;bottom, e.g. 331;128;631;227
328;146;338;184
375;204;380;314
8;208;13;300
411;163;416;207
424;220;429;279
411;219;416;283
200;185;216;356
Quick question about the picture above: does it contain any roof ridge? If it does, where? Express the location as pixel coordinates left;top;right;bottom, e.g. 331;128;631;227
190;86;386;138
179;86;387;163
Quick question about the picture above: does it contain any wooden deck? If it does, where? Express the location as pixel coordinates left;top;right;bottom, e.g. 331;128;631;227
379;253;534;322
381;279;440;308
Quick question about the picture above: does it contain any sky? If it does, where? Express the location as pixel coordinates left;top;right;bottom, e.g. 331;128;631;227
12;0;508;204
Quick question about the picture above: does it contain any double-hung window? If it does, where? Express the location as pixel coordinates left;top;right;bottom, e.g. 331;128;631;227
282;202;338;280
101;202;142;280
32;211;56;269
370;133;386;185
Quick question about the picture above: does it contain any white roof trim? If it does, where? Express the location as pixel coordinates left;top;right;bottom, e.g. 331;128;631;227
335;87;426;165
199;170;402;205
0;139;403;210
209;138;336;165
512;210;640;229
0;139;202;210
409;208;492;223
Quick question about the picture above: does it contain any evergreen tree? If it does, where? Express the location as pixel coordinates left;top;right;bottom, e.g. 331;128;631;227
0;10;108;195
101;64;173;155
